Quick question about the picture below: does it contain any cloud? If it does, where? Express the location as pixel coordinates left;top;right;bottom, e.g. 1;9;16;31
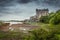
0;0;60;7
18;0;60;7
0;0;60;20
0;0;13;7
18;0;37;3
43;0;60;7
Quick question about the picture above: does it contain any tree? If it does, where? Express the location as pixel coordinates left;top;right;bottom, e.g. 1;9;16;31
49;10;60;25
39;16;49;23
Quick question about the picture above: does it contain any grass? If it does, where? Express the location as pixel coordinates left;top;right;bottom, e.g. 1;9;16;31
0;31;25;40
56;34;60;40
27;22;46;26
0;22;60;40
27;22;60;33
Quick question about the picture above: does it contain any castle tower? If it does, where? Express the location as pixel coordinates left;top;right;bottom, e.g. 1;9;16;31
36;9;49;19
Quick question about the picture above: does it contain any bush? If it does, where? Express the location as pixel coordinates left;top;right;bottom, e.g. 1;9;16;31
23;28;59;40
49;12;60;25
39;16;49;23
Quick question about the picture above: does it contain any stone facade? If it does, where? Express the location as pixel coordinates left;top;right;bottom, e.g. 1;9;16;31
36;9;49;19
30;9;49;22
30;16;37;22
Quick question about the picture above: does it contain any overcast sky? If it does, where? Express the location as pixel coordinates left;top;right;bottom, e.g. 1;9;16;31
0;0;60;20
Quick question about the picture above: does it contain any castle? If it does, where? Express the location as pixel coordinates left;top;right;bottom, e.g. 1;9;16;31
30;9;49;22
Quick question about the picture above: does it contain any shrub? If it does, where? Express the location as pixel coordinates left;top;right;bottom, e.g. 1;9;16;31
39;16;49;23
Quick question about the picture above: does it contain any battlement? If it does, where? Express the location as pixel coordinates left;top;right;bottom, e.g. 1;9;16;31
36;8;49;11
30;8;49;22
36;8;49;19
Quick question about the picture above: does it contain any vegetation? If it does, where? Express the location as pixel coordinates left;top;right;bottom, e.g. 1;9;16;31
39;16;49;23
23;10;60;40
0;21;4;26
0;31;25;40
39;10;60;25
0;10;60;40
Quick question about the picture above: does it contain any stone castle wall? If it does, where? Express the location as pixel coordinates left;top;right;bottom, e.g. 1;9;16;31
36;9;49;19
30;9;49;22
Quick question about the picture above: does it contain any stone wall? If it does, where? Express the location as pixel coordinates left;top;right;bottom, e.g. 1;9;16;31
36;9;49;19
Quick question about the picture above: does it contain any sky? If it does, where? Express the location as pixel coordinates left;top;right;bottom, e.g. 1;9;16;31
0;0;60;21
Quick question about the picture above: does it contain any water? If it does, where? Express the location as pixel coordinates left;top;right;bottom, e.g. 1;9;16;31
4;22;23;26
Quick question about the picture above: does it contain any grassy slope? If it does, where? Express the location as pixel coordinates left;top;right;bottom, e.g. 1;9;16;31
28;22;60;39
0;22;60;40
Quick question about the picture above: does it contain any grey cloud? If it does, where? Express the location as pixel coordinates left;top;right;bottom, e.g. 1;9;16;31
18;0;60;6
18;0;37;3
0;0;37;6
0;0;14;7
43;0;60;7
0;0;60;20
0;0;60;7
